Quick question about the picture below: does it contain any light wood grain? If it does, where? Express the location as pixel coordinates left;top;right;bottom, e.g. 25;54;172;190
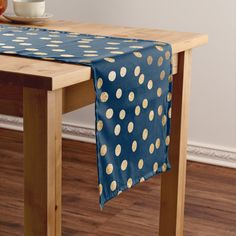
0;85;22;116
0;53;177;116
0;20;207;90
159;50;192;236
62;79;95;114
0;52;177;91
23;88;62;236
0;80;95;116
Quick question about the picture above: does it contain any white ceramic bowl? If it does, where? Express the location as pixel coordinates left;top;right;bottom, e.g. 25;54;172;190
13;0;45;18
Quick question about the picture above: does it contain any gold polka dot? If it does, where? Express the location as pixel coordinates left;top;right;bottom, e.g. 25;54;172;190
50;40;63;44
149;110;155;121
142;99;148;109
82;38;93;41
17;36;28;40
97;120;103;131
149;143;155;154
84;50;98;53
110;181;117;191
121;160;128;171
127;178;133;188
100;92;109;102
78;45;91;48
60;54;74;58
168;107;172;118
120;67;127;77
106;108;114;119
135;105;141;116
2;46;15;49
153;162;158;172
142;129;148;141
162;115;167;126
158;105;163;116
155;45;164;51
107;42;120;45
129;45;143;49
165;51;171;60
165;136;170;146
20;43;32;46
105;47;119;50
168;75;173;83
147;80;153;90
119;109;126;120
132;140;137;152
167;92;172;102
128;122;134;133
25;48;38;51
115;144;122;157
128;92;135;102
147;55;153;65
98;184;103;196
133;51;142;58
97;78;103;89
157;87;162;97
116;88;122;99
155;138;161;149
3;51;16;54
158;56;163;66
162;163;168;172
100;145;107;156
12;39;24;42
104;57;115;63
34;52;48;56
160;70;166;80
138;74;145;84
26;32;38;36
106;163;113;175
46;44;59;47
138;159;144;169
43;57;55;61
3;33;14;36
79;59;91;63
52;49;65;52
78;40;90;43
40;37;51;40
124;39;137;42
114;124;121;136
140;177;145;182
134;66;141;77
108;71;116;81
110;51;124;55
84;54;99;57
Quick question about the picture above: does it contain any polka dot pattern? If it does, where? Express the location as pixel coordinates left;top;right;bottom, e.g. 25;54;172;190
0;25;173;208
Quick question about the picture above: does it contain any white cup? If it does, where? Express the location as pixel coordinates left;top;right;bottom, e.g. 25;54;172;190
13;0;46;18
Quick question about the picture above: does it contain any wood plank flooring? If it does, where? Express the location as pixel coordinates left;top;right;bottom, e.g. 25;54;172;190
0;128;235;236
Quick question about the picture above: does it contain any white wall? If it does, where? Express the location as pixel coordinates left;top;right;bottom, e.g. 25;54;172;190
45;0;236;149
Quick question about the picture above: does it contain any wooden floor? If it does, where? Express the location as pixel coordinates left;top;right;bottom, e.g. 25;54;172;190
0;128;235;236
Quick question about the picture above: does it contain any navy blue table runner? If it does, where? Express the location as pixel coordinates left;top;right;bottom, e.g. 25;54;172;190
0;25;173;207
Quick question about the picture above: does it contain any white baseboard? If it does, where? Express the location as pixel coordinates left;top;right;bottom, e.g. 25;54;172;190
0;114;235;169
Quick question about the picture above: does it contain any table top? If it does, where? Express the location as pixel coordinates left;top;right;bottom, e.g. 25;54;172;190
0;18;208;90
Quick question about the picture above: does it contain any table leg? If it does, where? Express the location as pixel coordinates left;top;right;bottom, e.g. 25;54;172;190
159;50;192;236
23;88;62;236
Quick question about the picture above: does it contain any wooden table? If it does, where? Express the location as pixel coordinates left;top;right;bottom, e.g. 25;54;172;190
0;19;208;236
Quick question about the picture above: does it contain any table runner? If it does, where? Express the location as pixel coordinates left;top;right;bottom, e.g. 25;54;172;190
0;24;173;208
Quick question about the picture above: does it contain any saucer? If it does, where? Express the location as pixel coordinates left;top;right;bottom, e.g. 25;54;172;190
3;13;53;24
